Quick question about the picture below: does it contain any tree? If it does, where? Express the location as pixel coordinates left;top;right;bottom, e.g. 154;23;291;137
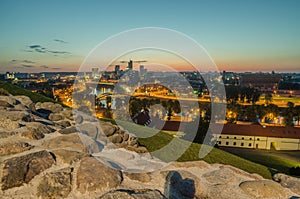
284;102;295;126
264;93;273;105
294;105;300;126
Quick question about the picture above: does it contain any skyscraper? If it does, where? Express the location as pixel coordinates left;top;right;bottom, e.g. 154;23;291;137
126;60;133;71
115;65;120;73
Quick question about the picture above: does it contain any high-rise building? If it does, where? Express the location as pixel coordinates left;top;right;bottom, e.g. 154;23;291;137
139;65;147;76
126;60;133;71
115;65;120;73
92;68;99;79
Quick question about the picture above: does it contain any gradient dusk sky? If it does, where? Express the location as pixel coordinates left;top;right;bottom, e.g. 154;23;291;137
0;0;299;73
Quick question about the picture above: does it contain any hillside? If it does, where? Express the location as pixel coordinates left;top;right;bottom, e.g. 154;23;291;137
0;81;57;103
0;89;299;198
0;82;285;178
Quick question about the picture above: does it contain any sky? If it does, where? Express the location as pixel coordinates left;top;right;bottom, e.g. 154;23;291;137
0;0;300;73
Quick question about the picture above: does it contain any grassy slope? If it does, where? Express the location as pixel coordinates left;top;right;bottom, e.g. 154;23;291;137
0;81;57;103
115;120;272;179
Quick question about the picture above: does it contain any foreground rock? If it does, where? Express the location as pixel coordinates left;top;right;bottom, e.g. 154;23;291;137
37;169;72;199
239;180;289;199
273;173;300;195
0;142;33;156
1;150;55;190
76;157;123;193
0;93;299;198
99;189;166;199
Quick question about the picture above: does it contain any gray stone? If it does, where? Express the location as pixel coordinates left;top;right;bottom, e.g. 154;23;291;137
0;142;33;156
49;113;63;121
37;169;72;199
26;122;54;134
163;170;202;199
124;172;152;183
0;96;18;105
239;180;289;198
13;103;27;111
52;149;88;164
99;122;117;136
122;132;129;141
61;109;73;120
0;118;20;130
99;189;166;199
273;173;300;195
13;95;33;107
75;115;84;124
21;130;44;140
203;167;238;185
78;122;98;139
43;133;87;152
58;126;78;134
56;120;71;128
77;157;123;193
0;111;35;122
1;150;55;190
0;100;12;107
109;134;123;144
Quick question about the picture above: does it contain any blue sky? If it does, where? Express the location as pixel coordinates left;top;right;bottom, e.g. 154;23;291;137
0;0;299;72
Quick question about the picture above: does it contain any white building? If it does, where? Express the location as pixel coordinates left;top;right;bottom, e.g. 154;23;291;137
212;124;300;150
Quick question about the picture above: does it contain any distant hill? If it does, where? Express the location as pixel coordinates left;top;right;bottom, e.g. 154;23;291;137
0;81;57;103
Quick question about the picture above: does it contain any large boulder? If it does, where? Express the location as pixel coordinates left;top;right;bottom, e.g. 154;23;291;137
42;133;87;152
0;100;13;108
239;180;289;199
0;142;33;156
13;95;33;107
0;118;20;131
99;189;166;199
36;102;63;113
163;170;204;199
58;126;78;134
273;173;300;195
99;122;117;136
25;122;55;135
0;96;18;105
76;157;123;193
49;113;64;121
52;149;88;164
37;169;72;199
0;110;35;122
1;150;55;190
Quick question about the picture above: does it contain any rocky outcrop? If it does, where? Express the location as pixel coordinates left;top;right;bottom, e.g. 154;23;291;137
273;173;300;195
239;180;289;199
1;150;55;190
76;157;123;193
0;94;299;199
37;169;72;199
0;142;33;156
99;189;166;199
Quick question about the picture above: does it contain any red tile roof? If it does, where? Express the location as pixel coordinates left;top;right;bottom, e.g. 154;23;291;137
215;123;300;139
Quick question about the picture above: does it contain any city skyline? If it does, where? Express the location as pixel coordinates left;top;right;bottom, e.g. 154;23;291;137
0;0;300;73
